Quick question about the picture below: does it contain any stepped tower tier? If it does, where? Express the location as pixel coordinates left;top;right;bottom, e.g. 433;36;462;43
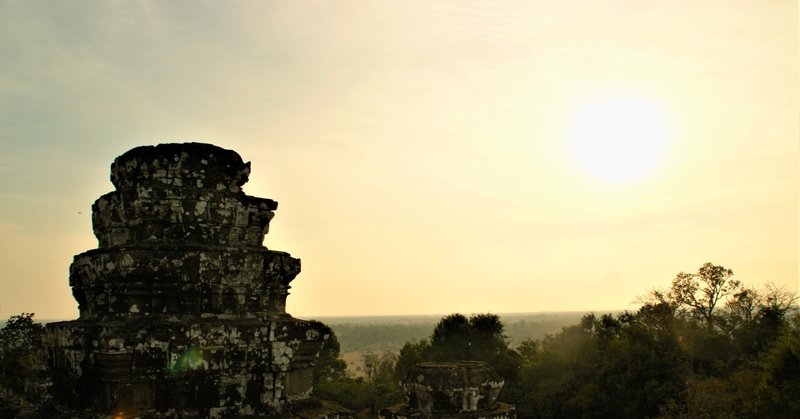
45;143;336;418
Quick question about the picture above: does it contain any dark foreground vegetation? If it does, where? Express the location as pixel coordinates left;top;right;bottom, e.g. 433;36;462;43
0;313;54;418
313;263;799;418
1;263;798;418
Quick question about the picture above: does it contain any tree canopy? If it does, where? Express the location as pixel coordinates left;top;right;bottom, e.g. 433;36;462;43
396;313;523;404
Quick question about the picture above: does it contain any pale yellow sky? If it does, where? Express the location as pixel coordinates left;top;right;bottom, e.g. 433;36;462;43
0;0;796;319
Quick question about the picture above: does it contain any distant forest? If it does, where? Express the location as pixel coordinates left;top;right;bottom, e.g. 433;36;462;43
317;312;587;354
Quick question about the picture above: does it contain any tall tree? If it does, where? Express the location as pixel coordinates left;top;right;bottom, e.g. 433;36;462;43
396;313;522;405
0;313;47;401
663;263;740;329
312;324;347;383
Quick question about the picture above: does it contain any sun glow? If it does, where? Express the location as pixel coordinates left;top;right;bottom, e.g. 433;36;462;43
567;96;669;183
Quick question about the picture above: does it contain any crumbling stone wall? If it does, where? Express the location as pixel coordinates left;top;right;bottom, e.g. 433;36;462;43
380;361;515;419
45;143;333;418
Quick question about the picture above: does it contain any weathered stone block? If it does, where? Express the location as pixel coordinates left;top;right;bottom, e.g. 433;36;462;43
381;361;516;419
46;143;337;418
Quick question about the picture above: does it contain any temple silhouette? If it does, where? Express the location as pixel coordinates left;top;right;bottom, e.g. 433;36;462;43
45;143;350;418
44;142;515;418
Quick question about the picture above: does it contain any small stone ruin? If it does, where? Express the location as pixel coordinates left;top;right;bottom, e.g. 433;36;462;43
380;361;516;419
45;143;345;418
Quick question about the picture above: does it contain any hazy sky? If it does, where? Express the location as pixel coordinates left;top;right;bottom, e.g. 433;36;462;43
0;1;796;320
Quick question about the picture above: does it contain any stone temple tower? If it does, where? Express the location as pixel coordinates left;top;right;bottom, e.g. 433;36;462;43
46;143;335;418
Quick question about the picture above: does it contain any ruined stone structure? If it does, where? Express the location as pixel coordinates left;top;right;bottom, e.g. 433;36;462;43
380;361;515;419
45;143;346;418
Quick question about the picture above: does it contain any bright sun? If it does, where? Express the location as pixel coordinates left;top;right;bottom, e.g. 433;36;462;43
567;96;668;183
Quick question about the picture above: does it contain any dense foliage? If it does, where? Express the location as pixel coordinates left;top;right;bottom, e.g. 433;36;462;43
312;325;403;414
313;349;403;414
0;313;46;392
315;263;799;418
515;263;799;418
395;313;524;404
0;313;51;417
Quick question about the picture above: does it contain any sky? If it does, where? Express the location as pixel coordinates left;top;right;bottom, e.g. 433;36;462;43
0;0;796;320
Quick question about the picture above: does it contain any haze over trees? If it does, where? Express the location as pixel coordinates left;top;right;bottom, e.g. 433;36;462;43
321;313;583;354
311;263;799;418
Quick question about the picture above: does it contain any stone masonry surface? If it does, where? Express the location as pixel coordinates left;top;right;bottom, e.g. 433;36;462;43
380;361;516;419
45;143;337;418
